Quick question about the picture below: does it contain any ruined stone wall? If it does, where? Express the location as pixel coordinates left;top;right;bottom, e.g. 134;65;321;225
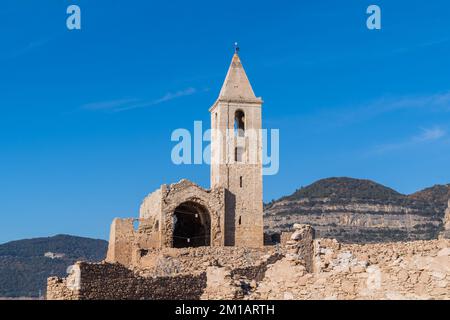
280;232;294;246
47;249;280;300
252;238;450;300
106;217;161;267
284;224;315;272
200;253;283;300
47;262;207;300
106;180;227;268
49;224;450;300
46;277;79;300
160;180;226;248
105;218;135;266
133;222;160;251
140;188;162;220
229;253;283;282
132;246;276;277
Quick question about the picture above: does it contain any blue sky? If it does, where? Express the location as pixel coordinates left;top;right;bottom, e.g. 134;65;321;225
1;0;449;243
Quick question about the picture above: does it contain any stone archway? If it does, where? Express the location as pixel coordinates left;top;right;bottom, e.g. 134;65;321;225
173;201;211;248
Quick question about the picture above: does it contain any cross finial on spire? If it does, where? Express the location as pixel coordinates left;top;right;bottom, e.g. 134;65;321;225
234;42;240;54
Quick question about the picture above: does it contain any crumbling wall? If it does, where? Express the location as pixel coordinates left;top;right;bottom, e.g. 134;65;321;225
133;246;275;276
132;218;161;264
46;277;79;300
285;224;315;272
106;217;162;267
50;224;450;300
47;262;207;300
280;231;293;246
263;231;295;246
201;253;283;300
106;180;227;268
105;218;135;267
252;238;450;300
140;188;162;220
230;253;283;282
201;267;241;300
160;180;226;247
47;247;282;300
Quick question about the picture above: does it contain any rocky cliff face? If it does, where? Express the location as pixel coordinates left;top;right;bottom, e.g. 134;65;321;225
440;200;450;239
264;178;450;243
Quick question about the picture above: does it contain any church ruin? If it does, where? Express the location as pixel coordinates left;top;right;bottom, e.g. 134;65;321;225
106;50;264;268
47;50;450;301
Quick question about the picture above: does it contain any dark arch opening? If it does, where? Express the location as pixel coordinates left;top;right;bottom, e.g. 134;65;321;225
173;201;211;248
234;110;245;137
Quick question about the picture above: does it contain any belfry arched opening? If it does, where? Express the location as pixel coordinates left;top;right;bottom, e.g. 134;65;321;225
173;202;211;248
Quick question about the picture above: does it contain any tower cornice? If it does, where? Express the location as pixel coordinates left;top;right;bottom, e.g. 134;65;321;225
209;97;263;113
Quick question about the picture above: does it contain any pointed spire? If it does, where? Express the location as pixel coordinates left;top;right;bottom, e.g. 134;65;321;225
218;47;261;103
234;42;240;54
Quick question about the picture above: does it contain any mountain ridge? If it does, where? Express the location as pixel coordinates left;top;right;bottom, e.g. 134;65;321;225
264;177;450;243
0;234;107;298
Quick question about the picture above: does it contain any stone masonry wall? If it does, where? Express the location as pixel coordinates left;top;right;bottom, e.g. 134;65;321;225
252;238;450;300
47;277;79;300
47;249;281;300
105;218;135;266
132;246;276;277
160;180;226;248
47;262;207;300
49;225;450;300
106;180;227;269
140;188;162;220
284;224;315;272
200;253;283;300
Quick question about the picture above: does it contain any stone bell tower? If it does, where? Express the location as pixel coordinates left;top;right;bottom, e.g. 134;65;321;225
209;48;263;247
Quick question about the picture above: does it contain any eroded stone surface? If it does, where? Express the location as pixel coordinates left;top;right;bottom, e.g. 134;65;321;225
250;238;450;300
48;225;450;300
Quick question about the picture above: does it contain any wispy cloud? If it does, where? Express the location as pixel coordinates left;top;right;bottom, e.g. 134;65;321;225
414;127;446;142
81;88;198;113
368;126;447;155
264;37;450;69
1;38;51;60
339;92;450;125
393;37;450;54
268;91;450;131
81;98;140;111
